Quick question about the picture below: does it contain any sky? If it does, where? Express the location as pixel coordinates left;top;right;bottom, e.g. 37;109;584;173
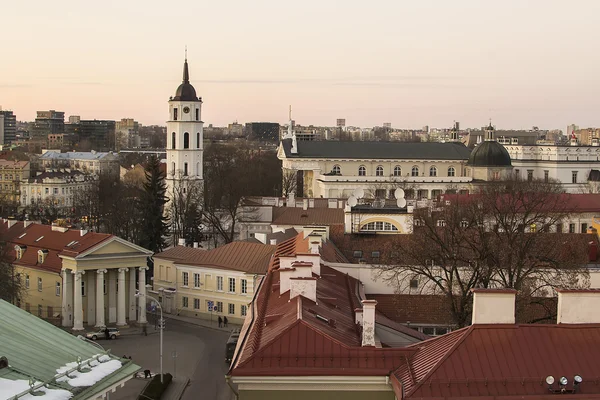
1;0;600;130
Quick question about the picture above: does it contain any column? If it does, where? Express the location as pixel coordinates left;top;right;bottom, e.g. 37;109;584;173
108;269;117;323
61;269;71;327
129;268;137;322
117;268;128;326
96;269;107;327
86;271;96;326
72;271;85;331
138;267;148;324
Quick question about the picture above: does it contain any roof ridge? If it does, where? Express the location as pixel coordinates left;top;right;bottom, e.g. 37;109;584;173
403;325;473;398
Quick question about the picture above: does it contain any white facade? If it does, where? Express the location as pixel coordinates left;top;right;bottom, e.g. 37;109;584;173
165;59;204;200
20;170;96;208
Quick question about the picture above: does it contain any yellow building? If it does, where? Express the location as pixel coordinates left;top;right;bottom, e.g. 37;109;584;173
153;242;276;324
0;159;29;206
3;219;153;329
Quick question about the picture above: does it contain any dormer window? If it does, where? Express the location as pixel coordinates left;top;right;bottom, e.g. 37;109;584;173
14;245;26;260
38;249;49;264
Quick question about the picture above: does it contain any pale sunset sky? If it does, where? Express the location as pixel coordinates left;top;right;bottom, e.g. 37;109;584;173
1;0;599;130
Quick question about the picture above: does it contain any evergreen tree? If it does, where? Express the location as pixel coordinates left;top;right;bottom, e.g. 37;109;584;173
139;155;169;253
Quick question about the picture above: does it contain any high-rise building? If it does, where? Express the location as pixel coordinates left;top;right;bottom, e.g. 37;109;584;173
245;122;279;142
165;57;204;199
383;122;392;129
0;109;17;144
115;118;139;149
68;115;81;124
336;118;346;127
78;120;116;151
32;110;65;138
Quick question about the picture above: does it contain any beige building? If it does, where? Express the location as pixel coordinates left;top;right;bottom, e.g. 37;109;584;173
0;159;30;205
20;169;96;209
152;241;276;324
39;150;120;177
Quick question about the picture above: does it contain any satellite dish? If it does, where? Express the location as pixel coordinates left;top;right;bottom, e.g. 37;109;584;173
348;196;358;207
353;188;365;199
394;188;405;199
397;198;407;208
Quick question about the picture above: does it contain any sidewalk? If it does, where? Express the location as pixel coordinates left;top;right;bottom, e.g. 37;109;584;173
117;314;241;336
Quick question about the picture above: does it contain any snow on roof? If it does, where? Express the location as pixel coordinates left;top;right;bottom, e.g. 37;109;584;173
0;378;72;400
55;355;122;387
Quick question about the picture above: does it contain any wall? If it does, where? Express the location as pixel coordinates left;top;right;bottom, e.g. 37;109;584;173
15;266;62;321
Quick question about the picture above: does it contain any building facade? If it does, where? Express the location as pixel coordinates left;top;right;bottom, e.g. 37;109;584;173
39;150;120;177
20;170;96;209
32;110;65;138
0;109;17;144
165;57;204;199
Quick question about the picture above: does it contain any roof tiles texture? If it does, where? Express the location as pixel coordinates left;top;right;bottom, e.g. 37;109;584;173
271;207;344;226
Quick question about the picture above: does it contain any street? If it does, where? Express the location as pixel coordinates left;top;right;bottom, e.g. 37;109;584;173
104;318;233;400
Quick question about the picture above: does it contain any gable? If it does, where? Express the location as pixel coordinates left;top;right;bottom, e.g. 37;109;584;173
78;238;152;258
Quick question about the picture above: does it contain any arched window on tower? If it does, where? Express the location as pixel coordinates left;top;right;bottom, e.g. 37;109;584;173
172;132;176;149
183;162;188;176
196;132;200;149
195;108;199;121
173;108;178;121
196;162;200;176
184;132;189;149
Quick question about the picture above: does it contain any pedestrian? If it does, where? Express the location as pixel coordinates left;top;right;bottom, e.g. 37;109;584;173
218;316;223;328
104;327;110;340
128;356;132;360
223;316;228;327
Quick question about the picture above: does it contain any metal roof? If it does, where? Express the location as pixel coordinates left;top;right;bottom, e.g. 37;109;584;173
39;151;116;160
281;139;472;160
0;300;140;399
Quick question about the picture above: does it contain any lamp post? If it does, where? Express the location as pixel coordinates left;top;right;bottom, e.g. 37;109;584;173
135;291;164;384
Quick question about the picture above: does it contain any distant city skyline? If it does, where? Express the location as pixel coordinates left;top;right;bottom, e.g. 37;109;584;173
2;0;600;130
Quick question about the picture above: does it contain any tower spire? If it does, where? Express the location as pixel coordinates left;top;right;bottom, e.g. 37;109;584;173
183;49;190;84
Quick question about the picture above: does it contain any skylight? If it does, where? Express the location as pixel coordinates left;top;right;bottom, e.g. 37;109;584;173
18;233;26;239
35;236;44;242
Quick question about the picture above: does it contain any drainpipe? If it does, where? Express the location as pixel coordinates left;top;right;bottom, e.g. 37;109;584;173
225;375;239;400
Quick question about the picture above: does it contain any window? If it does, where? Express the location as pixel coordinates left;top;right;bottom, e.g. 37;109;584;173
216;301;223;313
229;278;236;293
182;272;189;287
38;305;42;317
371;251;380;258
460;220;469;228
360;222;399;232
376;166;384;176
183;132;189;149
569;223;576;233
55;282;61;296
515;169;520;178
448;167;455;177
81;280;85;296
197;132;200;148
182;297;188;308
527;170;533;181
173;108;178;121
183;162;188;176
410;279;419;289
353;250;363;258
241;305;247;317
437;220;446;227
37;277;42;292
45;188;49;194
358;166;366;176
556;223;563;233
582;223;588;233
241;279;247;294
429;166;437;177
228;303;235;315
411;166;419;177
195;108;199;121
544;170;549;182
572;171;578;184
194;298;200;309
172;132;176;149
194;273;200;288
332;165;341;175
217;276;223;291
393;166;402;176
375;189;386;199
196;162;200;176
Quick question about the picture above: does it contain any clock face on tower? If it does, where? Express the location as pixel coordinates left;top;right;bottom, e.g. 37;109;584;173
183;106;190;114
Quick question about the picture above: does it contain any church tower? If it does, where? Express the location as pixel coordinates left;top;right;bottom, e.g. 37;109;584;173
166;56;203;198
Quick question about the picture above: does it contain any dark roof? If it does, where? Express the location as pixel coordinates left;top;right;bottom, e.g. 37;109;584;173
281;139;471;160
467;140;512;167
272;207;345;226
171;59;200;102
393;323;600;399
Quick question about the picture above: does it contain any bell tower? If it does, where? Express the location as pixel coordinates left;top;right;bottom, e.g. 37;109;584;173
166;55;204;199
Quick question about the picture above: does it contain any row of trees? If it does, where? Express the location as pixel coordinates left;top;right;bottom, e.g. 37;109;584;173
376;179;592;327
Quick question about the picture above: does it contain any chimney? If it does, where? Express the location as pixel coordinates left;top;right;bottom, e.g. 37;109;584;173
355;308;363;325
80;229;88;237
193;242;199;248
287;191;295;208
7;219;17;228
557;289;600;324
361;300;377;347
471;288;516;324
309;240;320;255
270;239;277;245
289;277;317;303
302;198;308;211
279;261;313;295
178;238;186;246
24;220;33;228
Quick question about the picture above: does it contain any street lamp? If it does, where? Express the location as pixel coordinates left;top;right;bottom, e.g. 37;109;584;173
135;291;164;384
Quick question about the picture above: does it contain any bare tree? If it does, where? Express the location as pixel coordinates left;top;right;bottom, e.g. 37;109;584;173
281;168;298;198
377;178;591;327
167;171;204;246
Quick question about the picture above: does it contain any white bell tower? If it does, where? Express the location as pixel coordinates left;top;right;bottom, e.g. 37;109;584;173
166;56;204;199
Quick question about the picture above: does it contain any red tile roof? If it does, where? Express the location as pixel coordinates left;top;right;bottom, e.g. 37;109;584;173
272;207;344;226
155;242;276;274
393;323;600;399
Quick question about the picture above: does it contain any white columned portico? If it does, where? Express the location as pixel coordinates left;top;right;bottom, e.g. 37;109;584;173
96;269;107;327
86;271;96;326
138;267;148;324
61;269;72;327
129;268;137;322
117;268;128;326
72;271;85;331
108;269;117;323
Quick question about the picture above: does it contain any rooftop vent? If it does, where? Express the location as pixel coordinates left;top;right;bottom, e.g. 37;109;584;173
0;356;7;369
315;314;329;323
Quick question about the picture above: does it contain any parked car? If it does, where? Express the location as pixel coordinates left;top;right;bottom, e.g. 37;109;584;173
86;327;120;340
225;329;241;363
